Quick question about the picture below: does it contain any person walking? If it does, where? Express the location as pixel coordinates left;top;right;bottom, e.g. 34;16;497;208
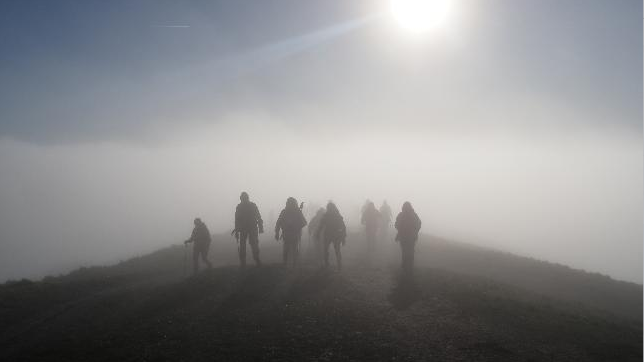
379;200;392;242
184;218;213;274
233;191;264;268
308;207;326;266
394;202;421;274
275;197;307;267
315;202;347;271
361;201;381;257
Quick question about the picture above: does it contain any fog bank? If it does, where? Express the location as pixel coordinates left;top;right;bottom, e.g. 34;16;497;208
0;120;640;283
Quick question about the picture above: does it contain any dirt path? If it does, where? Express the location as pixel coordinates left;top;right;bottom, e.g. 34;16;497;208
0;261;640;361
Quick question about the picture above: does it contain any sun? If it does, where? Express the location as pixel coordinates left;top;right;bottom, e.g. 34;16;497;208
389;0;452;35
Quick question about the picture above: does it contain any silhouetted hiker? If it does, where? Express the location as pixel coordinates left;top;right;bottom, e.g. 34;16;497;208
361;201;381;255
308;207;326;265
233;191;264;268
394;202;421;273
275;197;307;267
184;218;212;274
315;202;347;270
379;200;392;241
360;199;372;216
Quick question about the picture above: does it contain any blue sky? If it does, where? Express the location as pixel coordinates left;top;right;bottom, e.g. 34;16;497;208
0;0;640;143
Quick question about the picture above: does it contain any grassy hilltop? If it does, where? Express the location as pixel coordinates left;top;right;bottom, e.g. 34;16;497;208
0;235;641;361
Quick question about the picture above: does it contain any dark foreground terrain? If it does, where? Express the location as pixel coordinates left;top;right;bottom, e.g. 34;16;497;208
0;235;641;361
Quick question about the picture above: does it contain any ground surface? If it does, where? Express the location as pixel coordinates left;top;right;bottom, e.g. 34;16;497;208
0;236;641;361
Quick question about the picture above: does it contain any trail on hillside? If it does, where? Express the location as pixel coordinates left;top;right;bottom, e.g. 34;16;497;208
0;238;641;361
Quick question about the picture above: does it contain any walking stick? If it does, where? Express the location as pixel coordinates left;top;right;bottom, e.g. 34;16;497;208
183;242;187;277
236;232;240;260
231;229;241;263
297;202;305;265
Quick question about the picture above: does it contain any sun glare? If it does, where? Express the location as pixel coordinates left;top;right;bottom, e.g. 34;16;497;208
390;0;452;35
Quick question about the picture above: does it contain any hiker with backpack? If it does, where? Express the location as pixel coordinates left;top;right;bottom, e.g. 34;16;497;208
275;197;307;267
308;207;326;266
233;191;264;268
361;200;381;257
394;202;422;273
315;202;347;271
184;218;213;274
379;200;393;242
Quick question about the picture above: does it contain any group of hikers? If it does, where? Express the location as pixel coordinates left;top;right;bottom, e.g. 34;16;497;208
184;192;422;274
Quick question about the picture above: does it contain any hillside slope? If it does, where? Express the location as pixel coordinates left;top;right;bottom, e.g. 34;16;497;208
420;236;642;321
0;237;641;361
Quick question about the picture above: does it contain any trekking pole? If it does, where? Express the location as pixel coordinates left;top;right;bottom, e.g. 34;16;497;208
231;229;240;262
236;232;240;260
183;242;187;277
299;202;304;264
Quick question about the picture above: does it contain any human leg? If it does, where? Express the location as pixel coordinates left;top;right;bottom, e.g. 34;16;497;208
192;246;199;274
333;240;342;270
239;231;248;267
200;244;212;269
249;228;261;266
323;239;331;267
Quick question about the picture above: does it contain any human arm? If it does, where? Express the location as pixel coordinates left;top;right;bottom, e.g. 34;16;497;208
254;203;264;234
185;228;197;244
275;210;283;240
234;205;241;235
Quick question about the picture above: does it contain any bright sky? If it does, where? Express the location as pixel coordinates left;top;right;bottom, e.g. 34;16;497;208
0;0;641;282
